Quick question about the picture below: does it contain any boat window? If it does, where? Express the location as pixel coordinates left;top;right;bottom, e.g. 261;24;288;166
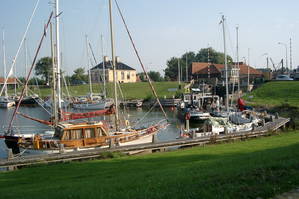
63;130;71;140
96;127;105;136
71;129;83;140
85;128;95;138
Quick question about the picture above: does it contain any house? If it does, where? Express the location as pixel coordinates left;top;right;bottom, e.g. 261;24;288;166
0;77;18;88
192;62;263;86
90;56;137;83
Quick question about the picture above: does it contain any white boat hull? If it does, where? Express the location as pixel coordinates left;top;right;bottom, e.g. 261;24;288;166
73;100;113;110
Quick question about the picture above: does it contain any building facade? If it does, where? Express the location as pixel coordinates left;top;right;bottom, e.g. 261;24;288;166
90;56;137;83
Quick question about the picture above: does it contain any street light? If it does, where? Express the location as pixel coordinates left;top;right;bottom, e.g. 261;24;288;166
278;42;288;71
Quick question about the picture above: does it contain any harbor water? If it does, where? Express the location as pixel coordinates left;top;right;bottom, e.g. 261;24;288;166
0;106;187;159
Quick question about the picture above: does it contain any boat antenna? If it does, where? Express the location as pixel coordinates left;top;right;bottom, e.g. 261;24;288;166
114;0;168;121
109;0;120;130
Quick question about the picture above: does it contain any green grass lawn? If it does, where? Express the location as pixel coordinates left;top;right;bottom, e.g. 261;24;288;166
10;82;183;100
245;81;299;108
1;131;299;199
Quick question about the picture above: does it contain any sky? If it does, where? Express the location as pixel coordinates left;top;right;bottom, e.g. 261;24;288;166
0;0;299;77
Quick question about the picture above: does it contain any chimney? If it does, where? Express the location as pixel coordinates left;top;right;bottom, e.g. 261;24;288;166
116;56;120;63
103;56;109;62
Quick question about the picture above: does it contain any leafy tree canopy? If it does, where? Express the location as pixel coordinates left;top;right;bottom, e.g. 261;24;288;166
164;48;233;81
71;67;88;84
35;57;52;83
137;71;163;82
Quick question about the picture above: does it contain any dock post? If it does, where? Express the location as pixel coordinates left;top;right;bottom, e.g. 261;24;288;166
186;119;190;132
251;124;255;132
115;138;120;147
275;112;279;119
7;149;13;160
262;119;265;127
270;115;273;122
191;130;196;139
152;134;158;143
59;144;65;154
109;139;115;148
224;127;228;134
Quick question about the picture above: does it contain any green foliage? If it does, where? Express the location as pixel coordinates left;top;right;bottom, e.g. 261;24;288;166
1;132;299;199
35;57;52;84
148;71;163;82
71;67;88;84
164;48;233;80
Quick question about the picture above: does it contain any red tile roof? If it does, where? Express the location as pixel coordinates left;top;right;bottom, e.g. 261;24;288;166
192;62;210;74
192;62;262;76
0;77;18;84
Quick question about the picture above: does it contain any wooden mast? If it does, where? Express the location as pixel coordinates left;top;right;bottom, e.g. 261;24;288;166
108;0;120;131
55;0;62;115
221;15;229;113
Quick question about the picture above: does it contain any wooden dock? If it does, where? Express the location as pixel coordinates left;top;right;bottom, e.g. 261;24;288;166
0;117;290;169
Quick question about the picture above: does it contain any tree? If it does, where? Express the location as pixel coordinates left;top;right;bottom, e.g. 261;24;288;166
148;71;163;82
35;57;52;84
164;48;233;80
71;67;88;84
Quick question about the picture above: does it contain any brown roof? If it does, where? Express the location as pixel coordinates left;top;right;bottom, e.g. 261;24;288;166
238;64;262;75
0;77;18;84
192;62;262;76
192;62;210;74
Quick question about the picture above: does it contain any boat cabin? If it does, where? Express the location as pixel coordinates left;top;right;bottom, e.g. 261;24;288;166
52;121;110;148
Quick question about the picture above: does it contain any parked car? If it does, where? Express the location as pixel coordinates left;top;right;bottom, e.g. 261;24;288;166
275;75;293;81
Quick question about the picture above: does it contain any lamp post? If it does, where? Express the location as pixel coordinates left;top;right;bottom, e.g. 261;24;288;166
278;42;288;72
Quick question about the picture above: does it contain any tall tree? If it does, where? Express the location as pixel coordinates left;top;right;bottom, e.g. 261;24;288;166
35;57;52;84
148;71;163;82
71;67;88;84
164;48;233;80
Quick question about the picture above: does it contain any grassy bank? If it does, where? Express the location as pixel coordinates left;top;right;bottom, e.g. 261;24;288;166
245;81;299;108
1;131;299;199
10;82;183;99
245;81;299;128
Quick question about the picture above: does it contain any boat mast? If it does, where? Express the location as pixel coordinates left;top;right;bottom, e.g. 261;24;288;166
247;48;250;92
85;35;93;96
108;0;119;131
2;30;7;98
221;15;229;112
101;34;106;98
236;26;240;97
55;0;62;114
50;22;58;126
24;38;28;97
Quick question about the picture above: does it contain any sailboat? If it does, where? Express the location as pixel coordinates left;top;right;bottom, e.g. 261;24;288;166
72;35;113;110
4;0;167;155
0;30;15;108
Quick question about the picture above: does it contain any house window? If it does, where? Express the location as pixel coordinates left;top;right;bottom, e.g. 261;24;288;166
127;72;130;79
121;71;125;80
